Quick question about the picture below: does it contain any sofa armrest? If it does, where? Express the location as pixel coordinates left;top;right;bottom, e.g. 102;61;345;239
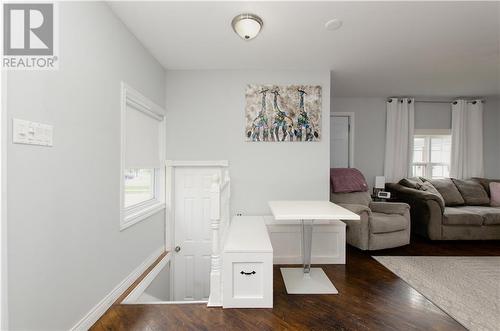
369;202;409;215
386;183;443;240
337;203;371;250
386;183;444;211
337;203;372;216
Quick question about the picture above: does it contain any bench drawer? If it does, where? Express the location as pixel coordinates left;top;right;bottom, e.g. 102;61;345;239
223;252;273;308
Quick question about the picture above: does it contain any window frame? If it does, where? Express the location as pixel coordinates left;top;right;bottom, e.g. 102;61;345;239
120;82;166;231
411;130;451;179
124;168;157;208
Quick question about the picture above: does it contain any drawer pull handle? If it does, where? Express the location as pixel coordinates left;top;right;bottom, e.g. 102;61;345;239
240;271;256;276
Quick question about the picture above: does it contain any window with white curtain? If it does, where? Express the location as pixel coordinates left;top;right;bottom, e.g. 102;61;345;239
121;82;165;230
411;132;451;179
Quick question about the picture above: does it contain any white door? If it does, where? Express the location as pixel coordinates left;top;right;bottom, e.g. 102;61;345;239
331;115;351;168
173;167;216;301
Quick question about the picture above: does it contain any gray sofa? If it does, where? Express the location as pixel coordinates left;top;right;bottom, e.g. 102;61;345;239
387;177;500;240
331;191;411;250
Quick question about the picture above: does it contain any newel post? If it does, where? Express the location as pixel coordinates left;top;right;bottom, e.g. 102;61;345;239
207;173;222;307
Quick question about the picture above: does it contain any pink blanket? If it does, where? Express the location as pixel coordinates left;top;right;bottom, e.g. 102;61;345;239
330;168;368;193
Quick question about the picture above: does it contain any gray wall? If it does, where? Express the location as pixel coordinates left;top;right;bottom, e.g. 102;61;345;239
165;70;331;215
484;97;500;178
331;96;500;187
142;261;170;301
414;101;451;130
5;3;165;330
331;97;387;189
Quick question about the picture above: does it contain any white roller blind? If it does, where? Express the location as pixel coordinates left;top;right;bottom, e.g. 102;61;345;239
125;102;162;169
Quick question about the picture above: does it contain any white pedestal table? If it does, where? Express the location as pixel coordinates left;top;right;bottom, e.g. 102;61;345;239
268;201;360;294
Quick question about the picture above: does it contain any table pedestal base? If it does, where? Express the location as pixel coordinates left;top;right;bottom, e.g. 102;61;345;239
280;268;338;294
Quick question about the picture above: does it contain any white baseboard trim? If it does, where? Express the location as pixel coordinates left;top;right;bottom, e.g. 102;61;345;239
129;300;208;305
70;246;165;331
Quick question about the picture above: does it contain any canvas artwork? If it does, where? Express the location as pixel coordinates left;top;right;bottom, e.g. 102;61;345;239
245;84;322;142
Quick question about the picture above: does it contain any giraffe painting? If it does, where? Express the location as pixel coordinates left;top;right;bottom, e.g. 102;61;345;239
245;84;321;142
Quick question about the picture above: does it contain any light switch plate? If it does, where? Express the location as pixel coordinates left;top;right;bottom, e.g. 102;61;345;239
12;118;53;147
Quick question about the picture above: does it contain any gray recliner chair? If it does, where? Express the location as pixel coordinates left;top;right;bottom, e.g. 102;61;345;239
331;191;411;250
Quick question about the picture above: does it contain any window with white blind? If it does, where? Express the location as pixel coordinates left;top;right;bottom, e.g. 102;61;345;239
120;82;166;230
411;132;451;179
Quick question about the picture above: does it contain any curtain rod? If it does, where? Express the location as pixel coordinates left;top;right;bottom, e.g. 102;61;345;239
416;99;485;105
387;98;485;104
414;100;450;104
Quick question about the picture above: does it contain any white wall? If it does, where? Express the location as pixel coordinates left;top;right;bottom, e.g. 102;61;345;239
1;62;8;331
165;70;331;215
331;96;500;187
5;3;165;330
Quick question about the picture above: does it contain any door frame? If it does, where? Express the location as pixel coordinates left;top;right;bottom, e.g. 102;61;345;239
165;160;228;301
330;112;355;168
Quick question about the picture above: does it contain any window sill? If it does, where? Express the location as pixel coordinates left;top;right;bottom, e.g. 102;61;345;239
121;200;165;231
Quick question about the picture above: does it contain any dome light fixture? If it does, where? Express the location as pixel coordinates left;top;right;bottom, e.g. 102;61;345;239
231;13;263;40
325;18;343;31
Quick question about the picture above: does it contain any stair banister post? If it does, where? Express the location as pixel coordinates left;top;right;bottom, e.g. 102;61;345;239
208;173;222;307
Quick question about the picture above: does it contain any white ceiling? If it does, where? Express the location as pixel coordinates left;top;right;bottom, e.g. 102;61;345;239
108;1;500;97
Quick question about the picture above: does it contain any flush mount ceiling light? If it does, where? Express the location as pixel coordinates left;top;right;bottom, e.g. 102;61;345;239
231;13;263;40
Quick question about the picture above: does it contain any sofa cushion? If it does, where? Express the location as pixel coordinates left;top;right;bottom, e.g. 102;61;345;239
456;206;500;225
443;207;483;226
490;182;500;207
419;181;446;208
399;177;424;189
370;213;408;234
471;178;500;196
452;179;490;206
428;178;465;206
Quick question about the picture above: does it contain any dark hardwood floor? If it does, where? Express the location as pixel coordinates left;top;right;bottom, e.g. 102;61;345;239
91;237;500;331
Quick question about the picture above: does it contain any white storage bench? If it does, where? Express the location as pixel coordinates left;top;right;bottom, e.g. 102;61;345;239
264;216;346;264
223;216;273;308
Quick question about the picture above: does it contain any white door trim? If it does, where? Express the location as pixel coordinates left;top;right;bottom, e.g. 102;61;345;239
165;161;229;302
330;112;355;168
165;160;229;252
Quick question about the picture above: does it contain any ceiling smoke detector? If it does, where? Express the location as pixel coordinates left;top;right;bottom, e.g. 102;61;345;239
231;13;263;40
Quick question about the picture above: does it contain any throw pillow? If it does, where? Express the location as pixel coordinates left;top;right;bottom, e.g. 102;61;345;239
490;182;500;207
399;177;424;189
428;178;465;206
452;179;490;206
419;181;445;208
471;178;500;196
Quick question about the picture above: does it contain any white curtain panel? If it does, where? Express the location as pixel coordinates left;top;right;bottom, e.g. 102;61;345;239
450;100;484;179
384;98;415;183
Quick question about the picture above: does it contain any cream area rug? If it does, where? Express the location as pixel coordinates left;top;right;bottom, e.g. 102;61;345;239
373;256;500;331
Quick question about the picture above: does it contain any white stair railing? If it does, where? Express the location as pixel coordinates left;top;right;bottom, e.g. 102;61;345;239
207;169;230;307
